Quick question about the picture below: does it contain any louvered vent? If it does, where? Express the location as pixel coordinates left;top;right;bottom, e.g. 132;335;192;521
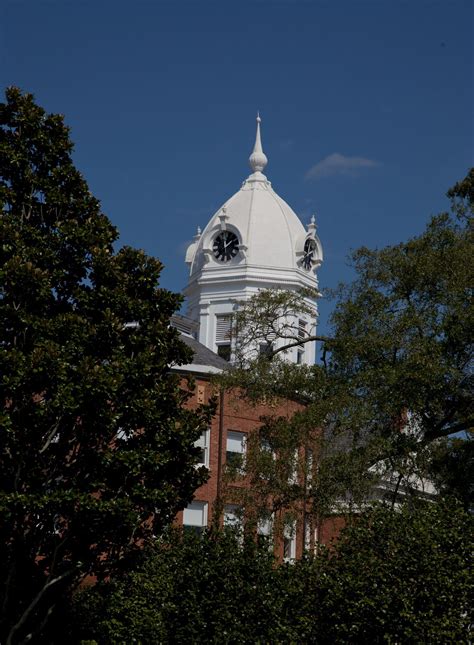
216;315;232;342
298;319;307;338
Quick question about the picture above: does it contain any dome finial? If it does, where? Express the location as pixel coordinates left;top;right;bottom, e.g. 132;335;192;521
249;112;268;174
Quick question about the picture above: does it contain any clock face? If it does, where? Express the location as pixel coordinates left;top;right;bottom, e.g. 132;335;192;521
302;238;316;270
213;231;239;262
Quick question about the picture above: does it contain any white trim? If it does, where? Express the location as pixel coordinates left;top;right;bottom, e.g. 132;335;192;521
171;364;223;374
283;521;297;562
257;512;274;538
194;428;210;468
226;430;246;473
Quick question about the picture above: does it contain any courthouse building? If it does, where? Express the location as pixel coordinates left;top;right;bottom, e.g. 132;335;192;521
172;117;342;558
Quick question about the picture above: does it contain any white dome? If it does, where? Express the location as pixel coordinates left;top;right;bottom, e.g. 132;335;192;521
183;115;323;366
186;116;322;277
188;174;311;275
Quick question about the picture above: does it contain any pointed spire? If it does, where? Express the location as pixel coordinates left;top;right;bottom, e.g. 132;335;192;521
249;112;268;174
254;112;263;154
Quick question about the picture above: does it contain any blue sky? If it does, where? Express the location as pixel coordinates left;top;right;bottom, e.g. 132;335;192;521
1;0;473;336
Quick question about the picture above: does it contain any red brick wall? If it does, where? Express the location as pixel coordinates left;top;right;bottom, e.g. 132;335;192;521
319;515;347;546
177;373;347;554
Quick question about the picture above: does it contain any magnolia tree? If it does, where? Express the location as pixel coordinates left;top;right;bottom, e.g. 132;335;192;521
0;88;213;643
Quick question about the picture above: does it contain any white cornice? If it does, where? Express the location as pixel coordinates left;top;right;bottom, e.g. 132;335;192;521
184;264;318;292
171;363;223;375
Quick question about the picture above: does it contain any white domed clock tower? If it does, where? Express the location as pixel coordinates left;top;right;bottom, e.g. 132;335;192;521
183;115;323;365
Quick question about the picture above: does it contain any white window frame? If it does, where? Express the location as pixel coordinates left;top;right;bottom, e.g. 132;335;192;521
257;512;274;540
304;517;312;551
298;319;307;338
283;521;297;562
215;314;232;360
226;430;246;472
306;448;313;485
116;427;132;441
288;448;299;485
259;438;276;480
223;504;243;534
194;428;210;468
314;525;319;550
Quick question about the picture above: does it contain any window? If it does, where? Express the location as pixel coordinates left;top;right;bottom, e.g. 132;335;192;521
288;448;299;485
298;319;307;338
258;437;275;479
224;504;242;532
224;504;243;544
116;427;132;441
226;430;246;472
183;501;208;534
217;344;231;361
306;448;313;485
304;518;312;551
314;525;319;552
216;314;232;361
257;512;273;547
296;320;306;364
216;314;232;342
194;428;210;468
283;521;296;562
259;342;273;358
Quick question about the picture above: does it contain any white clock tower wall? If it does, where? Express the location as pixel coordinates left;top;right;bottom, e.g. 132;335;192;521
183;115;323;366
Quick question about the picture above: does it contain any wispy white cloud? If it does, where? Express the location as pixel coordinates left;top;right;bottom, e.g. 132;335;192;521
305;153;381;180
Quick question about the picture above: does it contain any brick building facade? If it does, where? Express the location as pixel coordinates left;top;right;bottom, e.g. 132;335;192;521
172;330;344;560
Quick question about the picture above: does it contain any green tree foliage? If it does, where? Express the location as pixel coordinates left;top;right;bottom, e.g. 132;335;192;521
0;87;212;643
231;288;324;366
429;431;473;511
68;530;286;645
328;182;473;448
70;501;472;644
314;500;473;643
219;170;473;515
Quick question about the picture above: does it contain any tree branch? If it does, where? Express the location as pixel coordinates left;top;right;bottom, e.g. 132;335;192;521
270;335;330;358
6;569;76;645
23;604;55;643
423;420;473;443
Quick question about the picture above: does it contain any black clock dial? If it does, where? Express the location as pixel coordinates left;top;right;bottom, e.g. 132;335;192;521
302;239;316;270
213;231;239;262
